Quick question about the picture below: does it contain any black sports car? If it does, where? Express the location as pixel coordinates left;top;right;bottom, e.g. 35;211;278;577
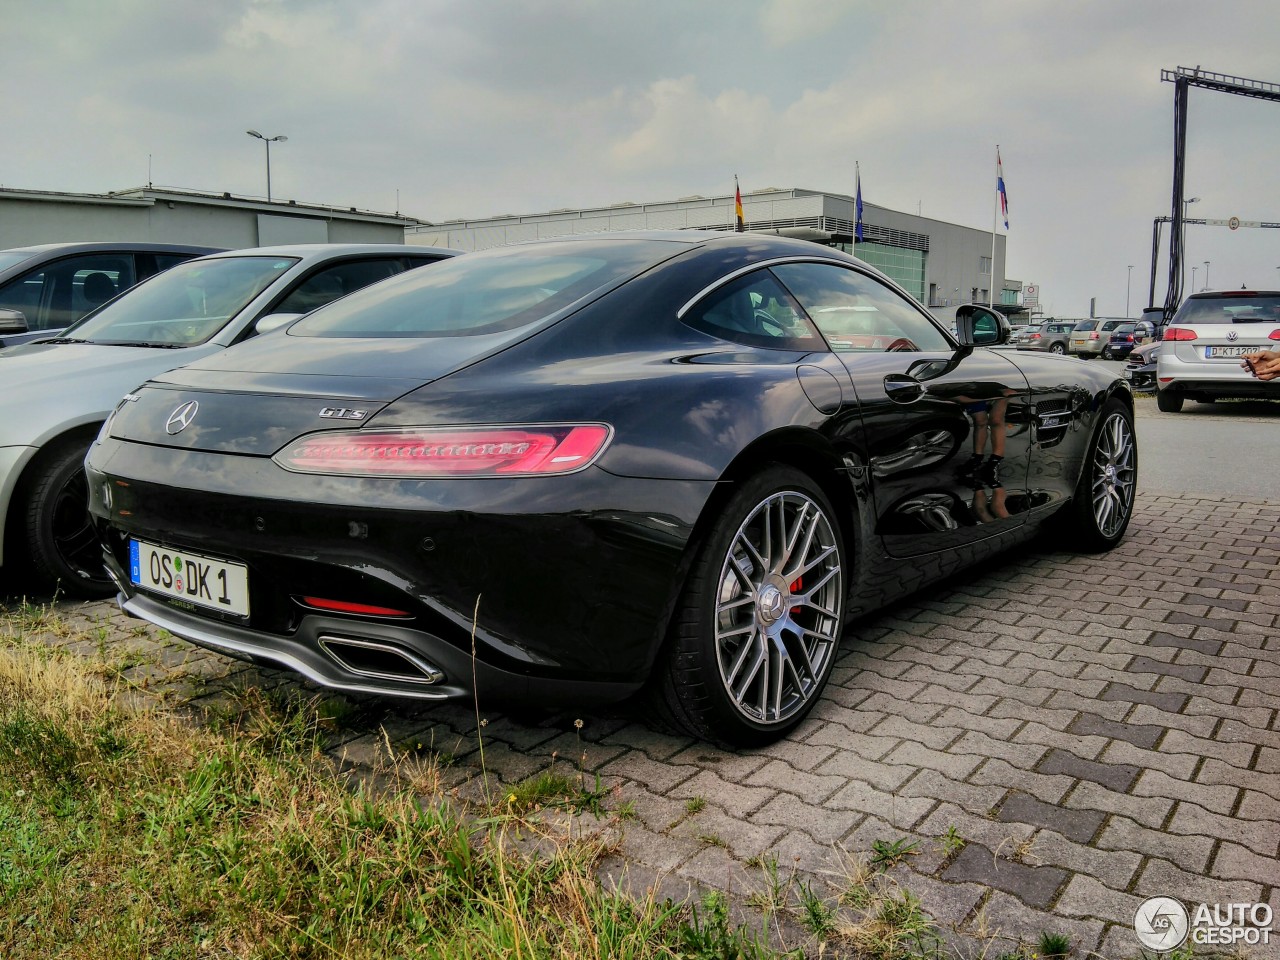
86;232;1137;745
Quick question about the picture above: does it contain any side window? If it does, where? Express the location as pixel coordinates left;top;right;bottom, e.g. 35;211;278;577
273;258;405;315
152;254;195;272
772;262;951;353
682;270;821;350
0;254;135;330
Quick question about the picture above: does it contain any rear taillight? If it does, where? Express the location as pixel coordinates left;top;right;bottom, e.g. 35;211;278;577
1126;335;1134;342
1029;333;1042;340
1270;329;1280;340
1089;332;1100;340
274;424;612;478
1162;327;1196;341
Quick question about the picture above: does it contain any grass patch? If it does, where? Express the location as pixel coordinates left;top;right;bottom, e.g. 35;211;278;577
0;634;788;959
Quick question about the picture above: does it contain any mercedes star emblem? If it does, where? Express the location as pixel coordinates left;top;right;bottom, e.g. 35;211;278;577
165;400;200;435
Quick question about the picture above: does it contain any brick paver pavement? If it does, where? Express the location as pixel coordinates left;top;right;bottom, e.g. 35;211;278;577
23;492;1280;958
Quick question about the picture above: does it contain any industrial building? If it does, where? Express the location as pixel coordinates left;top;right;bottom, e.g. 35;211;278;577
0;186;415;250
406;187;1023;320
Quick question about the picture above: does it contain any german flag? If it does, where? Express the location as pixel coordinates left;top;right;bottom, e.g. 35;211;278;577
734;175;745;232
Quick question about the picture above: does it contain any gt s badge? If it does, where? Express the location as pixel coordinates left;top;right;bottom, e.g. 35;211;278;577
319;407;368;420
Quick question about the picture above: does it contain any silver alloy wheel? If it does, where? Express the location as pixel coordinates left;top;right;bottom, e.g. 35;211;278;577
1091;412;1136;538
714;490;843;726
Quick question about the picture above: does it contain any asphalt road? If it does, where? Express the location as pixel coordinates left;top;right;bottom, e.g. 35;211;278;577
1087;357;1280;501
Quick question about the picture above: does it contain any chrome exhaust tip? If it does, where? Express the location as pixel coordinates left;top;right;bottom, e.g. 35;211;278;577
317;635;444;685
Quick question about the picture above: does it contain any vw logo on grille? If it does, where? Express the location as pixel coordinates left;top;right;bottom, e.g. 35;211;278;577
1227;329;1239;342
165;400;200;435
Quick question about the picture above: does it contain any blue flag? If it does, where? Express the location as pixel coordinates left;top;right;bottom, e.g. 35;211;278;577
855;163;864;242
997;148;1009;230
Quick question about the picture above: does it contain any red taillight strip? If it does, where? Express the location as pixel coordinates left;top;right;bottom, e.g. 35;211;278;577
1162;328;1196;341
1270;330;1280;341
298;596;413;618
274;424;613;478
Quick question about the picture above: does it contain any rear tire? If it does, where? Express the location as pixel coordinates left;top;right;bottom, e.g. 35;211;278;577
1156;390;1184;413
1049;343;1066;355
22;438;115;599
1101;346;1113;360
1058;399;1137;553
652;465;846;746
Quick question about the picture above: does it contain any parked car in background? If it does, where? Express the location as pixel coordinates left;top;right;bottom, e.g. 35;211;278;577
1125;340;1160;391
1069;318;1130;358
1155;289;1280;412
1005;323;1033;346
0;242;221;348
1017;320;1076;354
1102;320;1157;360
85;231;1136;746
0;243;456;597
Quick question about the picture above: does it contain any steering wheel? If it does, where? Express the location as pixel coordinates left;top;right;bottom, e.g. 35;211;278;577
886;337;919;352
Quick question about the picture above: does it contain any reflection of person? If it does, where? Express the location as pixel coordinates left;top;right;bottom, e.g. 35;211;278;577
1241;349;1280;381
952;385;1017;523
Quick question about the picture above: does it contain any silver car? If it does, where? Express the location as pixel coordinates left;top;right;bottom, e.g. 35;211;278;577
1068;317;1130;358
1155;289;1280;412
0;243;456;596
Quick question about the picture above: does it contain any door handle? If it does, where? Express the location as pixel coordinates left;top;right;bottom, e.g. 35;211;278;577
884;373;924;403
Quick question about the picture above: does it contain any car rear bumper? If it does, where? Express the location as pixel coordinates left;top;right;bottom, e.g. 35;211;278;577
87;436;715;702
1157;352;1276;397
1070;340;1104;355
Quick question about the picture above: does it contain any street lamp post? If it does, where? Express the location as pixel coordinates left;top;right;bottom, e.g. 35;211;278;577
1191;266;1198;293
1203;260;1211;291
246;129;287;201
1126;264;1134;317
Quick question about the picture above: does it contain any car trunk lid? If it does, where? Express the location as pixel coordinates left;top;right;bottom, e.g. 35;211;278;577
108;330;527;454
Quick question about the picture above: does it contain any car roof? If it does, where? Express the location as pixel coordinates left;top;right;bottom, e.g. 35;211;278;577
1;240;224;255
194;243;457;263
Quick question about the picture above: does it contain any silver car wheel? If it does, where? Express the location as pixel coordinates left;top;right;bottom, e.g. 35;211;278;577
713;490;843;726
1090;412;1136;539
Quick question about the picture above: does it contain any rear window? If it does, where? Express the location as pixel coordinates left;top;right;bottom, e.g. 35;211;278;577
1172;293;1280;325
291;239;677;339
1074;320;1097;331
1111;323;1135;335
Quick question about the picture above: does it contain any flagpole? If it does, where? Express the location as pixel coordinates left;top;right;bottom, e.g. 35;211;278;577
990;146;999;308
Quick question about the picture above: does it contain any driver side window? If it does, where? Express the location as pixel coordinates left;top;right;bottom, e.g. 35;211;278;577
772;262;951;353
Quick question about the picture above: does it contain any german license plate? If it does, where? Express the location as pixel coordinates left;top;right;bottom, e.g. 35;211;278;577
130;539;250;616
1206;345;1257;358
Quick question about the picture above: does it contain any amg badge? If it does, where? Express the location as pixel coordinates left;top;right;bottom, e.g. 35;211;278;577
319;407;368;421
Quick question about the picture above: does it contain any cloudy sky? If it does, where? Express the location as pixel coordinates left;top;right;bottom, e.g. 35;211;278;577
6;0;1278;316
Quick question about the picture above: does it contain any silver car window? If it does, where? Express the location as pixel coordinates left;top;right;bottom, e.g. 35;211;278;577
61;256;297;346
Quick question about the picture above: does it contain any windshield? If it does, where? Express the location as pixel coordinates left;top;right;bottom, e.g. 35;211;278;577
60;256;297;346
1173;293;1280;324
291;239;679;339
0;251;37;272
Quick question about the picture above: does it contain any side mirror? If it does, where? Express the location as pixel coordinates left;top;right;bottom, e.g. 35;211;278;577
254;312;302;335
0;308;29;335
954;305;1010;346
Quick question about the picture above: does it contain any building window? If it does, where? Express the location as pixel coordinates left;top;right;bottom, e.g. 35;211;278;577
928;282;939;306
979;256;991;274
980;289;988;302
971;287;979;302
835;241;926;303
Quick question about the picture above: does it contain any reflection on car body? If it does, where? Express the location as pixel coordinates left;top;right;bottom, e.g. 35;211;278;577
86;232;1136;746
